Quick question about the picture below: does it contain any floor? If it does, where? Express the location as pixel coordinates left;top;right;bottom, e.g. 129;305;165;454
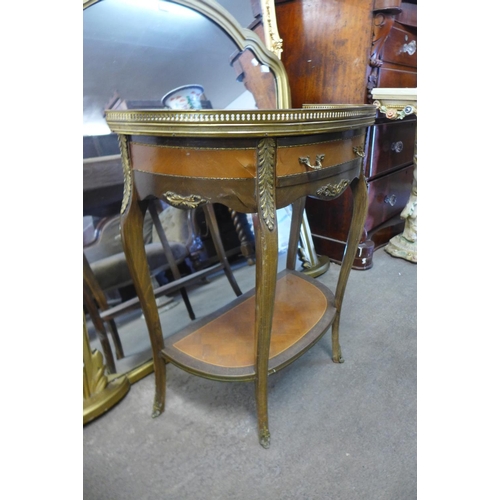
83;247;417;500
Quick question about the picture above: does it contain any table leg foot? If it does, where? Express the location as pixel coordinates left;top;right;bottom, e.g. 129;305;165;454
259;427;271;449
152;404;163;418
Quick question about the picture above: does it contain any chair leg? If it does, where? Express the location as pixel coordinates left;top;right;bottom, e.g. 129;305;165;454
286;197;306;271
203;204;242;297
105;319;125;360
83;253;125;359
122;192;166;417
332;174;368;363
148;200;196;320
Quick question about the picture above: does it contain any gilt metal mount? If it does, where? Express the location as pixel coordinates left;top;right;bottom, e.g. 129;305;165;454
163;191;207;209
316;179;350;199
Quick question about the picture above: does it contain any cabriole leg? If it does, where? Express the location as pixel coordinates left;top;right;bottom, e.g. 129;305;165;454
121;189;167;417
254;137;278;448
333;174;368;363
253;212;278;448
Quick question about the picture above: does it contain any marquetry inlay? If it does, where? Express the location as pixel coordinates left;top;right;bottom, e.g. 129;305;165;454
172;273;328;368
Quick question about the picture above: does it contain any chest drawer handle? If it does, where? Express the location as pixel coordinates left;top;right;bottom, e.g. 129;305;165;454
400;39;416;56
391;141;404;153
384;194;397;207
299;154;325;170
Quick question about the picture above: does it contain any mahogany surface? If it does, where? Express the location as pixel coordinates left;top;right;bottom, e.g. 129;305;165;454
275;0;418;269
275;0;374;106
366;117;416;179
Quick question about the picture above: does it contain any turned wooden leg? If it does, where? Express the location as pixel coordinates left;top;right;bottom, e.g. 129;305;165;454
229;208;256;265
121;189;166;417
332;174;368;363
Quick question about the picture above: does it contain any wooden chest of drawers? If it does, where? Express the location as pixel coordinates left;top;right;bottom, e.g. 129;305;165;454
366;163;414;233
366;118;416;178
306;126;416;268
275;0;417;269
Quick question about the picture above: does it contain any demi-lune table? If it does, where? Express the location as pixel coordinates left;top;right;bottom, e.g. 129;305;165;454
106;106;376;448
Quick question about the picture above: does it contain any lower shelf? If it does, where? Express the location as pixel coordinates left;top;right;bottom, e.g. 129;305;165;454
162;270;337;381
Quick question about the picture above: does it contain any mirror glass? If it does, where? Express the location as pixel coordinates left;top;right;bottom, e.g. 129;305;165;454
83;0;289;379
83;0;273;136
215;0;256;28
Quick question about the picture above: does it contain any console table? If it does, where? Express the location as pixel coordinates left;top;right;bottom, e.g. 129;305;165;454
106;106;376;448
372;88;417;263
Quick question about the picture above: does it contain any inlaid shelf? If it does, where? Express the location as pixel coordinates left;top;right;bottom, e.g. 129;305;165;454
106;106;376;448
163;270;336;380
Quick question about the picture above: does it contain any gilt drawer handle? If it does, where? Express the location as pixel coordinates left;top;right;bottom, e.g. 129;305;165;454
400;39;416;56
299;154;325;170
384;194;397;207
353;146;365;158
391;141;404;153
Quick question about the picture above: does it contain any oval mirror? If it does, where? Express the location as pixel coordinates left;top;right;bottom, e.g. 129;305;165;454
84;0;288;136
83;0;292;383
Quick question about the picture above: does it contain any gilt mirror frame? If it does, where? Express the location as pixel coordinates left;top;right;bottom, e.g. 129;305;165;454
83;0;324;279
83;0;291;110
82;0;325;388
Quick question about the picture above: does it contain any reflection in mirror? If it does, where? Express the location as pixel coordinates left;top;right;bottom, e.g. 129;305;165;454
83;0;278;136
216;0;255;28
83;0;285;380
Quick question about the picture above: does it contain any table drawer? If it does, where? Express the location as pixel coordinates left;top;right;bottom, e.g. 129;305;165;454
366;118;416;179
365;164;414;232
382;25;417;68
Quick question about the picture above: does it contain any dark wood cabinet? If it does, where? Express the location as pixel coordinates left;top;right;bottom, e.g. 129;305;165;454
275;0;417;269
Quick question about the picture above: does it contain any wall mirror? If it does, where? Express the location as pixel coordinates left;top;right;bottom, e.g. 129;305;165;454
83;0;288;137
83;0;294;381
83;0;288;211
83;0;324;384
